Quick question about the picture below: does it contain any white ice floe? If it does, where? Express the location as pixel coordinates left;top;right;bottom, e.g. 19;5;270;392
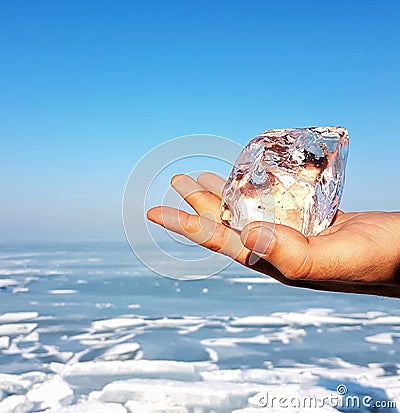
204;347;219;363
125;399;188;413
231;316;288;327
0;251;64;260
0;279;18;288
202;327;305;347
12;287;29;294
365;332;400;345
95;303;114;309
127;304;140;309
47;289;78;295
0;372;43;394
68;332;136;348
374;374;400;402
1;342;30;356
0;324;37;337
0;337;9;350
31;344;74;363
26;376;74;409
228;277;277;284
87;258;101;263
272;310;362;326
51;360;206;382
149;317;204;327
0;395;34;413
0;312;38;324
201;368;317;386
91;317;146;331
229;309;365;329
98;343;141;361
0;374;32;394
20;371;49;386
365;316;400;325
232;410;266;413
0;269;64;276
89;378;267;411
51;400;127;413
295;358;386;383
13;330;39;343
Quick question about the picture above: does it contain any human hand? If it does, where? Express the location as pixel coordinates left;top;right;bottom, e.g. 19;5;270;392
147;172;400;298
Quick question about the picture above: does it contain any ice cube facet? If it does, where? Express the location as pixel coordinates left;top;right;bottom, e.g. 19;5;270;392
220;127;349;236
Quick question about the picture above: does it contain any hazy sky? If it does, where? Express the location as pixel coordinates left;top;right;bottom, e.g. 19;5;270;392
1;0;399;241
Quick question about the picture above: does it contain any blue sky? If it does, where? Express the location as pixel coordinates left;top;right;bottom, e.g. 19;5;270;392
1;0;399;241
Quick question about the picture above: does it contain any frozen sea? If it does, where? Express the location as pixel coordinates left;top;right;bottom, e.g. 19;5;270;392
0;241;399;412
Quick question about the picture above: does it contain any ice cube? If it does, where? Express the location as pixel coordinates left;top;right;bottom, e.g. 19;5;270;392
220;127;349;236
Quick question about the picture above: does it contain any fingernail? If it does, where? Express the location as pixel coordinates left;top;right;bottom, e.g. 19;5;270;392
241;223;274;254
146;208;161;224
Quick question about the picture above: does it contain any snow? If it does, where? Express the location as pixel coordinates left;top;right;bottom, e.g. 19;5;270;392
91;317;146;331
149;317;204;327
52;401;127;413
0;374;32;394
12;287;29;294
228;277;277;284
125;399;188;413
202;328;305;347
51;360;202;381
366;316;400;325
0;395;33;413
200;368;317;386
273;311;361;326
1;245;400;413
127;304;140;309
47;289;78;295
227;310;367;328
365;332;400;345
0;337;9;350
98;343;141;361
0;324;37;336
13;331;39;343
0;279;19;288
231;316;288;327
0;269;63;276
26;376;74;409
0;313;38;324
88;378;265;410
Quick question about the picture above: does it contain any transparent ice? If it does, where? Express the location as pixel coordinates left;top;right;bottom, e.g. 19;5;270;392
220;127;349;236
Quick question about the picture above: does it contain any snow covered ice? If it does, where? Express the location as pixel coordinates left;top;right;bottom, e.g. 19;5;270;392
0;242;399;412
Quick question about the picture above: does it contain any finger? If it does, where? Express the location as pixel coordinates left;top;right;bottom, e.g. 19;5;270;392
147;206;323;286
171;174;222;221
329;211;363;228
147;206;300;282
147;206;248;264
197;172;226;198
240;221;356;281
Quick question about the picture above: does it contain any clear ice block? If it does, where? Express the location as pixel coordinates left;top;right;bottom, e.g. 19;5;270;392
220;127;349;236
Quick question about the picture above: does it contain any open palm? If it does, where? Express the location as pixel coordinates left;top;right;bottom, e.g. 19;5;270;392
147;172;400;298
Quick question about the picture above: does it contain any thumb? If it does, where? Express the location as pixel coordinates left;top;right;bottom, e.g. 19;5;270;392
240;222;314;280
